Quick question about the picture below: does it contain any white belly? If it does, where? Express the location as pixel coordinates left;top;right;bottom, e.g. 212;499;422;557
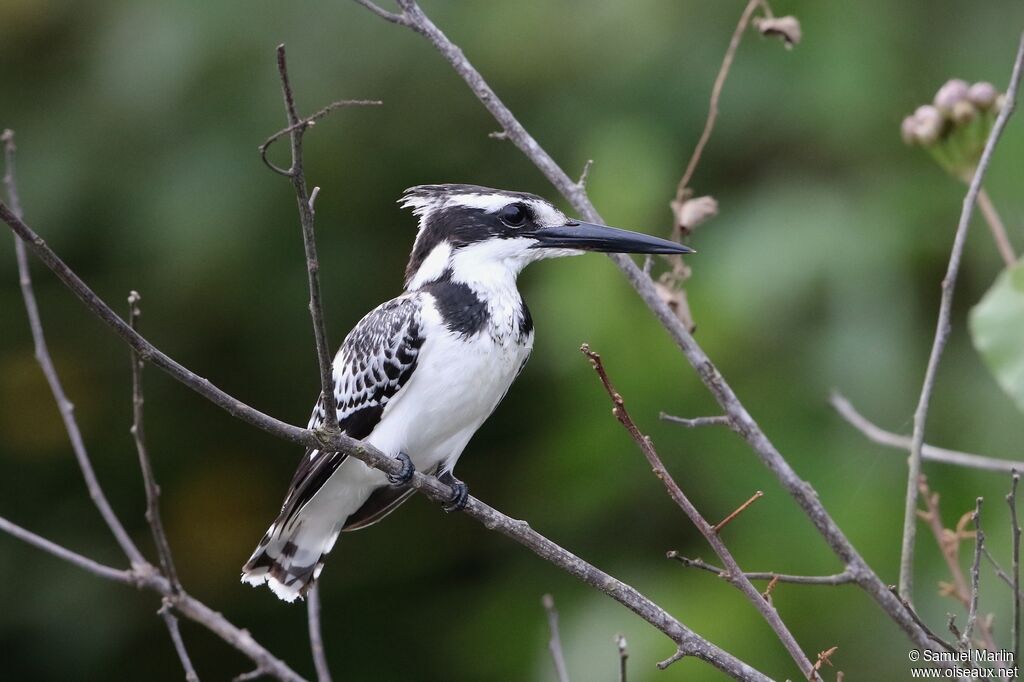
366;323;532;474
310;289;533;528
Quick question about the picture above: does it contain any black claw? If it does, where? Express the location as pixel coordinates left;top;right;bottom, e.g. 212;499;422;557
387;452;415;485
439;471;468;513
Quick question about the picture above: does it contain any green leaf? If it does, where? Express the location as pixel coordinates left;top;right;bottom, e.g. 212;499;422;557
970;261;1024;414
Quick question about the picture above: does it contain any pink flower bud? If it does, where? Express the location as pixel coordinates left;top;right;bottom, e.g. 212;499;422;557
913;105;943;144
900;115;918;144
934;79;969;112
967;81;999;109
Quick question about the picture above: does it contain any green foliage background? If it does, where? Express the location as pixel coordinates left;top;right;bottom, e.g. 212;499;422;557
1;1;1023;679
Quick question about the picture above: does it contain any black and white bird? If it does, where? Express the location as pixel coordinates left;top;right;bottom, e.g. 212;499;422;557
242;184;693;601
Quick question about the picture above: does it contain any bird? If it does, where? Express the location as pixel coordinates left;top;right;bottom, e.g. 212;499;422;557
241;183;693;602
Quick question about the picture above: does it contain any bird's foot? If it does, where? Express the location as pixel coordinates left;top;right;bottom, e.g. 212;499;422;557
439;471;469;513
387;451;415;485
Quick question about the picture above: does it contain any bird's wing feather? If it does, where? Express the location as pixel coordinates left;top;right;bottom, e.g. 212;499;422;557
342;484;418;531
274;294;426;529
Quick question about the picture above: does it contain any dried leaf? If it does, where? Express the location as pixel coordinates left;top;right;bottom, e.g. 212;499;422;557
671;195;718;232
754;15;802;49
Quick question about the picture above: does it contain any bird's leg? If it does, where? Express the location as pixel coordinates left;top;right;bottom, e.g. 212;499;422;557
438;471;469;513
387;451;415;485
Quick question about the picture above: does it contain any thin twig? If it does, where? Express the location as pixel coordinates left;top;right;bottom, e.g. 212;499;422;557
352;0;409;26
714;491;764;533
899;33;1024;603
160;600;201;682
269;44;341;434
762;576;780;603
0;515;137;585
977;188;1016;267
667;553;857;586
576;159;593;190
542;595;571;682
2;130;146;569
259;98;382;177
131;292;196;676
830;392;1024;474
3;130;303;682
306;585;332;682
128;291;182;593
615;634;628;682
888;586;960;654
657;649;686;671
1010;471;1021;661
812;646;838;673
659;413;733;429
981;545;1024;599
961;498;984;649
0;515;305;681
350;0;960;657
581;344;819;681
673;0;764;207
917;479;997;651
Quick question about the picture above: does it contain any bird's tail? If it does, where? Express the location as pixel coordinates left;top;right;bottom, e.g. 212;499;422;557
240;511;341;603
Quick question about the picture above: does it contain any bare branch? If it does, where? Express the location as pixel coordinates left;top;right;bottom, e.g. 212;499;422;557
673;0;764;206
887;586;960;654
159;600;201;682
581;344;818;680
0;515;305;681
899;33;1024;603
0;201;310;445
977;188;1016;267
349;0;958;656
352;0;409;26
917;479;997;651
667;553;857;586
657;648;686;671
961;498;984;649
542;595;570;682
812;646;838;674
659;413;732;429
713;491;764;533
576;159;593;190
830;392;1024;474
306;585;332;682
128;291;182;593
615;634;628;682
270;44;339;433
1010;472;1021;661
0;514;137;585
3;129;146;569
981;546;1024;599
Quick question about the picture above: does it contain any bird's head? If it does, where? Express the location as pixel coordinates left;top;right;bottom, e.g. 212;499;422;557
399;184;693;289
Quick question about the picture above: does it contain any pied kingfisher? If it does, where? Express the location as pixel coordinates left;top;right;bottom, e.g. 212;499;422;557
242;184;693;601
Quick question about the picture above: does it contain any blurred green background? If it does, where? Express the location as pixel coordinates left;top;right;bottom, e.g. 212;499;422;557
2;1;1023;679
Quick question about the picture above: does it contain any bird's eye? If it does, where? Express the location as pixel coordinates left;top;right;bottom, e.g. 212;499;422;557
498;203;528;227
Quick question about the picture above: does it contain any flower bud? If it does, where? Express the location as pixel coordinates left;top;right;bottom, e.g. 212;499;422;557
900;115;918;144
951;99;976;125
913;105;943;144
933;78;969;112
967;81;999;109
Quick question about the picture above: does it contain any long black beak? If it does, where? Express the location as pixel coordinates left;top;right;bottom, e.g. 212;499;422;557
530;221;695;255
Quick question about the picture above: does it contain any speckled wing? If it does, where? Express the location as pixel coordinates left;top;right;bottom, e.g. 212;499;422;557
274;295;426;529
